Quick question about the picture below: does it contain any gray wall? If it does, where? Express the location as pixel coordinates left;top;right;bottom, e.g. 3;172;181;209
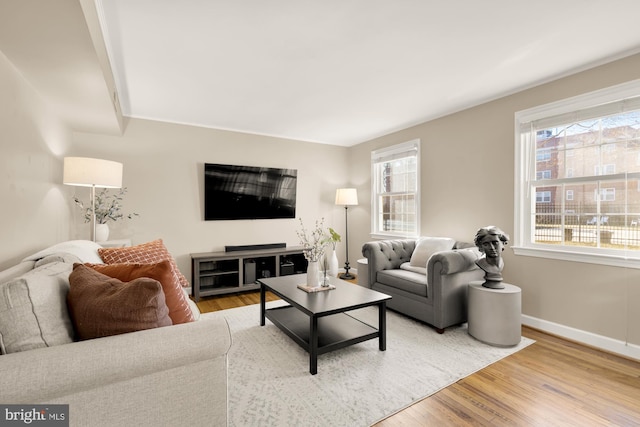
349;53;640;355
69;118;351;281
0;50;73;269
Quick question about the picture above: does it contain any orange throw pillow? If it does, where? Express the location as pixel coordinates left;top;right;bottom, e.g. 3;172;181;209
67;264;172;340
86;261;195;324
98;239;189;288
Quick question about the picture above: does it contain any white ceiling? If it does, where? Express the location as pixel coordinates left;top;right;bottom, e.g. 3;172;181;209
3;1;640;146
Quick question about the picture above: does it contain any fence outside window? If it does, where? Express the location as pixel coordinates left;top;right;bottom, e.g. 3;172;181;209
534;202;640;248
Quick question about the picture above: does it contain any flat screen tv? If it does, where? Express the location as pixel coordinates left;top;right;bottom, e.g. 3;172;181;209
204;163;297;220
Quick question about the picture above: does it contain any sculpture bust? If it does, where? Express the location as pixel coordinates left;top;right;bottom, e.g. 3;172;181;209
474;226;509;289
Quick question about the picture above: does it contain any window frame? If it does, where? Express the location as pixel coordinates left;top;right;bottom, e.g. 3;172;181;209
370;139;421;239
514;79;640;268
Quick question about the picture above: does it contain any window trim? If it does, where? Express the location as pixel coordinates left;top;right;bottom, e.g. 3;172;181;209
513;79;640;269
370;139;421;239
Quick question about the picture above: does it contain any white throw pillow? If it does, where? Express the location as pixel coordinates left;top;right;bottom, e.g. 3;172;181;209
409;237;455;268
184;287;201;321
22;240;104;264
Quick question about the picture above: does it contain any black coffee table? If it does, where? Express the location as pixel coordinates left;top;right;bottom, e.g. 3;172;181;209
259;274;391;375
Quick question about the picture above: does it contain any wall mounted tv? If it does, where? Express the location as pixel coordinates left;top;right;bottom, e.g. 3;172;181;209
204;163;297;220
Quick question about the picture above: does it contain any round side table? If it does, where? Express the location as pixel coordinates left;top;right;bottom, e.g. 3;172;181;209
356;258;368;287
468;281;521;347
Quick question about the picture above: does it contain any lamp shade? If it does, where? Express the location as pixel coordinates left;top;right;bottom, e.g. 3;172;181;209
335;188;358;206
63;157;123;188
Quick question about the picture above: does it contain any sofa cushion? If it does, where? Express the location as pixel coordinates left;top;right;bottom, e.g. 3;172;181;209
98;239;189;288
409;237;455;268
0;261;75;354
377;269;428;297
86;261;196;324
400;262;427;275
67;264;172;341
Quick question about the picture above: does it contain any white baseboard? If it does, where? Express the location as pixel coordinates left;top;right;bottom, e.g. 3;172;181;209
522;315;640;361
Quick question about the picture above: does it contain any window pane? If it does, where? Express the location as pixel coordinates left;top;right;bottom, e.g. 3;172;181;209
533;184;561;243
378;194;416;233
536;111;640;180
377;158;417;193
531;180;640;249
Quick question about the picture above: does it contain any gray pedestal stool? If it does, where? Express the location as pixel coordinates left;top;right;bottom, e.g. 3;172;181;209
468;281;521;347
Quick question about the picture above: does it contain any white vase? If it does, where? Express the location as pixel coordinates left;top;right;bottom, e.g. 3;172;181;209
95;223;110;242
328;249;339;277
306;260;320;288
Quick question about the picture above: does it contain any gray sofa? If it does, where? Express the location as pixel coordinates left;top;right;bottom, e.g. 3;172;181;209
0;240;230;427
362;237;484;333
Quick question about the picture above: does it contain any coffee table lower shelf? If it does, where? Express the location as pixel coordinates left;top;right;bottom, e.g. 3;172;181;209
265;305;380;371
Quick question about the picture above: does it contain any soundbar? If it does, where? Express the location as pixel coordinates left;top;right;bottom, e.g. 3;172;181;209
225;243;287;252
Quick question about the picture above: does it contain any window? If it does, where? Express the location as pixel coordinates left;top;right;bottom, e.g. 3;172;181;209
536;149;551;162
514;80;640;268
595;164;615;175
371;140;420;238
595;188;615;202
536;170;552;180
536;191;551;203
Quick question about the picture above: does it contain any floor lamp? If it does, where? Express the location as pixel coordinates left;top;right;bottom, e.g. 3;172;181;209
335;188;358;280
63;157;123;242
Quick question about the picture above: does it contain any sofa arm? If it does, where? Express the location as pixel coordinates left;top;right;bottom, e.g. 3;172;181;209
0;317;231;403
427;247;484;330
428;247;481;276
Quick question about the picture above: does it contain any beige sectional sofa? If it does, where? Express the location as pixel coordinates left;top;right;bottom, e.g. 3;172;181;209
0;240;231;427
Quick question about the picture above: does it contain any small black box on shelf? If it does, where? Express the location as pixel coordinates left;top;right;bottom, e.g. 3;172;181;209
280;261;294;276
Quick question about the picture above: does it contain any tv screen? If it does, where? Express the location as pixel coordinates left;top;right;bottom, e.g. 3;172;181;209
204;163;297;220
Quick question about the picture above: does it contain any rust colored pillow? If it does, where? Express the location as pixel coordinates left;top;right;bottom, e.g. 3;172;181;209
86;261;195;324
67;264;172;340
98;239;189;288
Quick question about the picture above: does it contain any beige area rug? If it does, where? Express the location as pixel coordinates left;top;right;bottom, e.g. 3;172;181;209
207;301;534;427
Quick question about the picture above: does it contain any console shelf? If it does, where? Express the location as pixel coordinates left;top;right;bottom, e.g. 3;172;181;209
191;246;307;301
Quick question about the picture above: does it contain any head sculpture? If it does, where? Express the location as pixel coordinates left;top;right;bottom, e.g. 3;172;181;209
474;226;509;254
474;226;509;289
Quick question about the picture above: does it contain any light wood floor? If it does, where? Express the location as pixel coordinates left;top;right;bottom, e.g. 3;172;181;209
196;291;640;426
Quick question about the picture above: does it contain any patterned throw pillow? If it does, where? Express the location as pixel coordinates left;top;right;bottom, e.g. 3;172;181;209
86;261;195;324
67;264;172;340
98;239;189;288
